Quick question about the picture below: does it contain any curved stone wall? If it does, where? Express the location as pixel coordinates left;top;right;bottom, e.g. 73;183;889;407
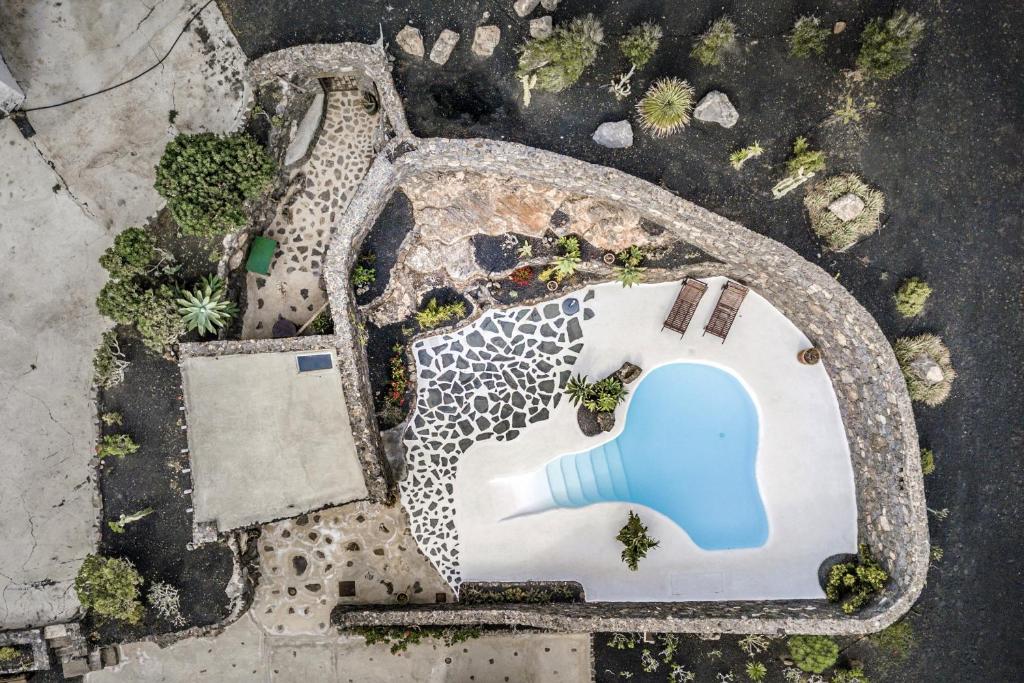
252;45;928;635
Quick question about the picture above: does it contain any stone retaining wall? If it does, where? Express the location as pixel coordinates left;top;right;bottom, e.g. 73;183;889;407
250;45;928;635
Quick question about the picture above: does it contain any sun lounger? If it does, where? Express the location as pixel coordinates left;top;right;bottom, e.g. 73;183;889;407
704;281;749;342
662;278;708;336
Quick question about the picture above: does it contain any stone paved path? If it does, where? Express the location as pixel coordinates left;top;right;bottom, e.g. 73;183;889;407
251;501;452;636
243;78;378;338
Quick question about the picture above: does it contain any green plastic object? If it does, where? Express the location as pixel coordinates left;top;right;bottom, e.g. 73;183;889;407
245;236;277;275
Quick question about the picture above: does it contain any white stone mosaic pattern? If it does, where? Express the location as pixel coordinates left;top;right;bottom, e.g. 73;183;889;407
399;292;595;588
243;78;379;338
251;500;453;636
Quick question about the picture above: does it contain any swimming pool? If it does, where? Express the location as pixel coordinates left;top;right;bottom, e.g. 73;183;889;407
542;362;768;550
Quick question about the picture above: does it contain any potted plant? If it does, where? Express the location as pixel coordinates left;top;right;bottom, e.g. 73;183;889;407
798;347;822;365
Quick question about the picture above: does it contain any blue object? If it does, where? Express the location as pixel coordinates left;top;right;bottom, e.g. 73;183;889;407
562;297;580;315
544;362;768;549
296;353;333;372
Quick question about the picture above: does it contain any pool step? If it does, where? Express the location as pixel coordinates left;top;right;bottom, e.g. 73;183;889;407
545;442;632;508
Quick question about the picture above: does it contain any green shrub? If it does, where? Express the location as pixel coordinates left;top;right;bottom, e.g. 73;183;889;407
308;308;334;335
857;9;925;80
691;16;736;66
615;245;646;287
517;14;604;93
870;619;914;659
0;646;21;663
746;661;768;682
136;285;186;353
620;22;662;68
352;625;482;655
93;331;129;389
832;667;870;683
636;77;695;138
920;447;935;475
351;264;376;287
730;142;764;170
99;227;157;278
825;544;889;614
96;279;143;325
415;298;466;330
74;554;144;624
789;16;830;58
894;277;932;317
176;275;238;336
617;510;659;571
804;174;885;251
565;374;628;413
539;236;582;282
787;635;839;674
101;412;123;427
155;132;275;237
97;433;139;459
786;136;826;177
894;334;956;406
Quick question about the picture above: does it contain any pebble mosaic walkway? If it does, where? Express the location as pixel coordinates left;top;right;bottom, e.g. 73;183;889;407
250;500;452;636
399;291;596;588
242;77;378;338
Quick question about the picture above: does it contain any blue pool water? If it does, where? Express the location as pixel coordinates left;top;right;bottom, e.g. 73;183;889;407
544;362;768;549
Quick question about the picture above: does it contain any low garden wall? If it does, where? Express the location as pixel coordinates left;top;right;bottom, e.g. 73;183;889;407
252;45;929;635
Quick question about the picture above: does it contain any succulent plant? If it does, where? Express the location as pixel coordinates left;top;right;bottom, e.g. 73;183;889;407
177;275;238;336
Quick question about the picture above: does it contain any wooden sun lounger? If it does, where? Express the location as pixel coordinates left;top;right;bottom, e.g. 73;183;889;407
662;278;708;336
704;281;749;342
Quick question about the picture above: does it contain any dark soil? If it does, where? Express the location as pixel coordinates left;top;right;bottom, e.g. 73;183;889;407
219;2;1024;680
93;332;235;644
356;190;415;306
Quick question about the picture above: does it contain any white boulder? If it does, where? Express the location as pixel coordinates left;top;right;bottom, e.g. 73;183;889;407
592;120;633;149
693;90;739;128
529;16;553;39
514;0;540;18
471;25;501;57
395;26;424;58
909;355;945;385
429;29;460;65
828;193;866;222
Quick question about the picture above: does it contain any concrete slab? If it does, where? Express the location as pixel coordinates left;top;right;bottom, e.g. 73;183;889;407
0;119;106;628
181;350;368;532
86;614;591;682
0;0;250;230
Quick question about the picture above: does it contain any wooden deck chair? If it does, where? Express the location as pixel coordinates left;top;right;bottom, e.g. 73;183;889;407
703;281;749;342
662;278;708;337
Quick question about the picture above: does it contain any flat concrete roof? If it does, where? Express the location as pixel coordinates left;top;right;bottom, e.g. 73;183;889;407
181;349;368;532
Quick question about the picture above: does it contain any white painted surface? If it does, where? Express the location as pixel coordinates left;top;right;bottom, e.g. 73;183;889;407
455;278;857;601
0;51;24;113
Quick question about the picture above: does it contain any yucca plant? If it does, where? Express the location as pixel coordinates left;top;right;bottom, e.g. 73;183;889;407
636;78;695;137
177;275;238;336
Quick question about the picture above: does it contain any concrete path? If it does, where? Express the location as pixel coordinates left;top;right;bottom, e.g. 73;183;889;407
87;615;591;682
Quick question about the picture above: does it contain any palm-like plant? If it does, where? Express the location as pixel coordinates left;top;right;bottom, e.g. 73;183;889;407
636;78;695;137
177;275;238;336
565;374;591;407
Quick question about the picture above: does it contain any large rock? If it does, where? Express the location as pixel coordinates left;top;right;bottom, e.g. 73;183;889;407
429;29;460;65
529;16;553;39
541;0;561;10
828;193;866;222
614;362;643;385
514;0;541;17
909;355;945;385
395;26;425;58
471;25;501;57
592;120;633;149
694;90;739;128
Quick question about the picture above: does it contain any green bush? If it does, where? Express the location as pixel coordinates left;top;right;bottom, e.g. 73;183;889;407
804;174;885;251
920;447;935;475
786;136;826;176
894;334;956;406
620;22;662;68
135;285;186;353
746;660;768;681
894;277;932;317
101;412;123;427
517;14;604;93
870;619;914;659
351;264;376;287
97;433;139;459
832;667;871;683
74;554;144;624
0;646;21;663
616;510;659;571
93;331;129;389
308;308;334;334
787;635;839;674
96;279;143;325
352;625;482;655
177;275;238;336
857;9;925;80
730;142;764;170
789;16;830;58
415;298;466;330
825;544;889;614
155;132;275;237
691;16;736;66
99;227;157;278
615;245;646;287
636;77;695;138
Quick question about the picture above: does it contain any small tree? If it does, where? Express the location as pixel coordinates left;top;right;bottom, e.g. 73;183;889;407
788;16;830;58
155;132;275;237
616;510;659;571
97;434;139;459
857;9;925;80
517;14;604;96
825;544;889;614
74;554;144;624
786;635;839;674
691;17;736;67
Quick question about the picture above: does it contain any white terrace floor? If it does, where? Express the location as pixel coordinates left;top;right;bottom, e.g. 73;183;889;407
400;277;857;602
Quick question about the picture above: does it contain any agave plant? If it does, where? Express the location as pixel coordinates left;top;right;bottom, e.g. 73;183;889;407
636;78;695;137
177;275;238;336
